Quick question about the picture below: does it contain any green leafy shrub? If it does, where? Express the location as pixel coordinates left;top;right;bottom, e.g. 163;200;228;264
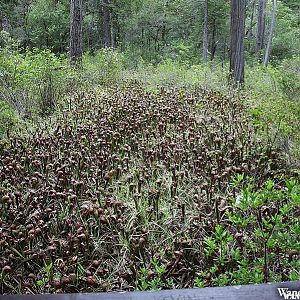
246;60;300;167
26;0;69;52
0;32;74;116
81;49;124;87
194;176;300;286
278;56;300;100
0;100;17;138
0;33;125;121
123;59;229;92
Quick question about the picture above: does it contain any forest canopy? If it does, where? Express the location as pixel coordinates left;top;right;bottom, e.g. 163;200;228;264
0;0;299;62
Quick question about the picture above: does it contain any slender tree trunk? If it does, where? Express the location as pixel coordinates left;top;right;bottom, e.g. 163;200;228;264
0;9;10;32
115;14;121;48
255;0;267;59
102;0;111;48
110;12;115;48
264;0;277;66
203;0;209;62
70;0;83;64
162;22;166;45
222;37;227;67
210;18;217;60
162;2;168;47
141;27;144;50
230;0;246;84
0;10;4;32
248;0;256;51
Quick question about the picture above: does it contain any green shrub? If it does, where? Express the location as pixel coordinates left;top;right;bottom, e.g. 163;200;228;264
26;0;69;52
0;32;74;116
123;59;230;92
278;56;300;100
245;60;300;166
0;100;17;137
81;49;124;87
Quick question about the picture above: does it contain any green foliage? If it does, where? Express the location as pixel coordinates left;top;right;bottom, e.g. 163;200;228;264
81;49;124;87
136;258;173;291
279;56;300;100
1;0;299;68
194;177;300;287
123;59;229;92
0;101;17;137
246;58;300;166
271;1;300;61
0;35;72;116
26;0;69;52
0;32;126;137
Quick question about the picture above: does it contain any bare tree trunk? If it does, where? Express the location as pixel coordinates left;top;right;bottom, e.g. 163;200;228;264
247;0;256;51
210;18;217;60
230;0;246;84
0;9;10;32
0;11;2;32
255;0;266;60
264;0;277;66
203;0;209;62
110;12;115;48
102;0;111;48
70;0;83;64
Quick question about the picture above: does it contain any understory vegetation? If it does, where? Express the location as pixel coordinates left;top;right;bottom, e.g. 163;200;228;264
0;0;300;295
0;83;300;293
1;36;299;167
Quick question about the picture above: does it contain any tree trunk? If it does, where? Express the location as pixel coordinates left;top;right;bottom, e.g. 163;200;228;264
0;10;4;32
203;0;209;62
210;18;217;60
70;0;83;64
230;0;246;84
0;9;10;33
102;0;111;48
255;0;266;60
110;12;115;48
264;0;277;66
247;0;256;51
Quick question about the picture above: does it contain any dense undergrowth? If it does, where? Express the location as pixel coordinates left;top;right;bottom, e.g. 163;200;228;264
1;35;299;165
0;33;123;134
1;84;299;294
123;57;300;167
1;32;300;293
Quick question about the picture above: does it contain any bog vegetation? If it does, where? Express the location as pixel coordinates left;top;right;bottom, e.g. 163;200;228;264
0;0;299;294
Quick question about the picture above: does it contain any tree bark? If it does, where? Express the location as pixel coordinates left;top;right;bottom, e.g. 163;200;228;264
210;18;217;60
0;10;3;32
255;0;266;59
203;0;209;62
0;9;10;33
264;0;277;66
70;0;83;64
102;0;111;48
110;12;115;48
230;0;246;84
247;0;256;51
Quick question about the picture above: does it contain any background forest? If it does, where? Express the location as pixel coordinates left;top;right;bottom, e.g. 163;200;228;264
0;0;300;295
